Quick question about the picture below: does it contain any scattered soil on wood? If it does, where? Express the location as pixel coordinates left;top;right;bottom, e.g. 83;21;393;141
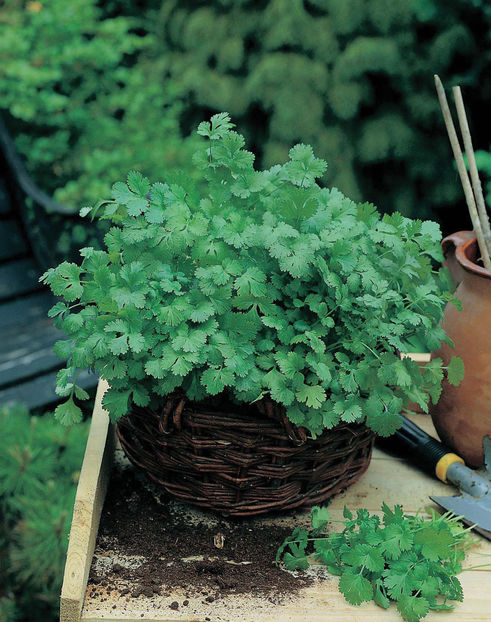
89;465;312;608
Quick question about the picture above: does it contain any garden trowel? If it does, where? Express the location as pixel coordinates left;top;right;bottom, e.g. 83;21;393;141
381;416;491;540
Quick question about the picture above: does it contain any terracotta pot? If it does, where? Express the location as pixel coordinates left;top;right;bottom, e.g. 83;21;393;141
431;231;491;467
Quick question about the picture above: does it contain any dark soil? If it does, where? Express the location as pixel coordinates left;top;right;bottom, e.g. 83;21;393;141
88;465;312;607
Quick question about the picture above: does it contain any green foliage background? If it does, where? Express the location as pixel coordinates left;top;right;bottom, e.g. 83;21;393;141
157;0;491;223
475;148;491;205
1;0;490;227
0;405;89;622
0;0;198;211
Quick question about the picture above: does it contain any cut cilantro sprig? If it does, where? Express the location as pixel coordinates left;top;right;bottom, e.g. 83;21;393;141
277;504;477;622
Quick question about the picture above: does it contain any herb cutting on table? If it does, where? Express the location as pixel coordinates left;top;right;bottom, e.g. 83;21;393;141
277;504;482;622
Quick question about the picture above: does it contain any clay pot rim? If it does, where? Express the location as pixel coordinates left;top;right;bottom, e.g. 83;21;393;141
442;230;491;280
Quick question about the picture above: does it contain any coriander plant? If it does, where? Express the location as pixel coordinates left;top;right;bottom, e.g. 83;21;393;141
277;504;475;622
42;113;463;433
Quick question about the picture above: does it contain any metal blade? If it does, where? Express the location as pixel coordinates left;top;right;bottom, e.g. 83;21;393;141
431;492;491;540
481;436;491;479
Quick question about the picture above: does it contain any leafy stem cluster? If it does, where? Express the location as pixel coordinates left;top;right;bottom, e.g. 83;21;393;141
277;504;478;622
42;113;463;431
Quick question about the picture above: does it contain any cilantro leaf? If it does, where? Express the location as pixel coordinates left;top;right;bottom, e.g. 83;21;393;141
380;524;413;560
132;386;150;407
365;394;403;437
190;302;215;323
109;335;129;356
197;112;234;139
127;170;150;197
396;595;430;622
446;357;464;386
41;262;83;301
311;506;330;530
296;384;326;409
201;367;234;394
383;556;417;598
413;525;454;561
338;571;373;605
343;543;385;572
275;351;305;379
373;580;391;609
54;397;83;426
102;389;131;420
283;144;327;188
53;339;74;360
48;301;68;319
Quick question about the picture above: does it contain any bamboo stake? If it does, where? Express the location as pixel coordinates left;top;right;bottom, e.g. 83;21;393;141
434;75;491;270
452;85;491;256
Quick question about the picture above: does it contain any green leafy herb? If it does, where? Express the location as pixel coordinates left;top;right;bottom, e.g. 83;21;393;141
277;504;476;622
42;113;461;432
446;356;465;387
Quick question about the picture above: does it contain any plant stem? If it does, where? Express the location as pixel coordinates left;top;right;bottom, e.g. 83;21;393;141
460;563;491;571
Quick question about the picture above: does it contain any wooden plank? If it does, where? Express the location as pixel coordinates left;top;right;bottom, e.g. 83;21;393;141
0;317;60;386
78;411;491;621
0;258;42;300
400;352;432;364
0;314;58;353
0;219;28;260
0;368;98;410
0;290;54;329
60;380;114;622
80;569;491;622
0;343;59;386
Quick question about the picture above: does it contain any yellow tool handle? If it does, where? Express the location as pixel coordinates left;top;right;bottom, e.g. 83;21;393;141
435;453;465;482
386;416;467;483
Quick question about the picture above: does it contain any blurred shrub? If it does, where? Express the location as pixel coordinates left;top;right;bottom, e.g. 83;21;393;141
0;405;89;622
0;0;197;211
52;65;198;209
475;148;491;206
157;0;491;221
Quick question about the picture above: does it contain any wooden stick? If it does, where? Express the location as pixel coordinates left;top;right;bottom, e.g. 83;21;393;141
452;85;491;256
434;75;491;270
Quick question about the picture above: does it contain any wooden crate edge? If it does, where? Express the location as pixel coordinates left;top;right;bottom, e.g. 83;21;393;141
60;380;115;622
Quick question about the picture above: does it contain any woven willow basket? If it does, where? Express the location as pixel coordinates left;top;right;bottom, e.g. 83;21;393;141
116;393;375;517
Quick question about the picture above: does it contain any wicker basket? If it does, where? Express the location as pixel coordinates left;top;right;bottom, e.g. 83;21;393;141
116;393;375;517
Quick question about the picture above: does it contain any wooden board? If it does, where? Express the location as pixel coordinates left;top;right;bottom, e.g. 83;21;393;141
60;380;115;622
0;290;99;408
63;380;491;622
0;314;60;385
0;367;98;410
0;290;54;329
0;257;42;300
